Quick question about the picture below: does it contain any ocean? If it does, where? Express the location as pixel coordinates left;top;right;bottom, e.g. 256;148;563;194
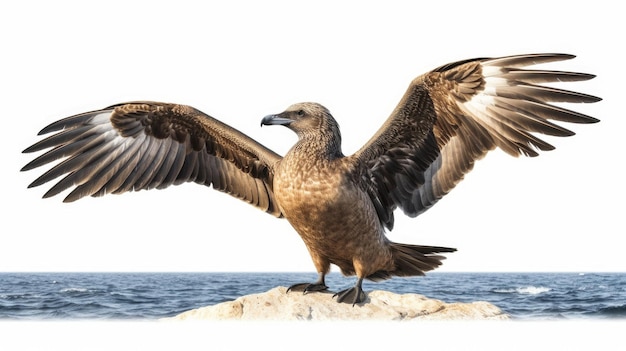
1;272;624;320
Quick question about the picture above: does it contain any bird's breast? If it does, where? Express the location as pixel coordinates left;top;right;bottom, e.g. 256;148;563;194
273;157;384;258
274;159;345;220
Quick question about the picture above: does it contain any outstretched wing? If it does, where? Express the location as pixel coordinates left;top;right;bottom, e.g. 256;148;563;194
22;101;283;216
354;53;600;229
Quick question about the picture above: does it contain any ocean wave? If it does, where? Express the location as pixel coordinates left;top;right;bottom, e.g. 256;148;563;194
0;293;43;300
595;304;626;318
60;288;89;293
109;291;135;297
493;286;551;295
517;286;551;295
60;288;91;294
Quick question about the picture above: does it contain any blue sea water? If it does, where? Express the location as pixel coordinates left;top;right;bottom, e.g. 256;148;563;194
0;272;624;320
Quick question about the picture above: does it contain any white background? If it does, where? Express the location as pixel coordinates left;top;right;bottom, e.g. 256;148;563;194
1;1;623;350
2;1;622;274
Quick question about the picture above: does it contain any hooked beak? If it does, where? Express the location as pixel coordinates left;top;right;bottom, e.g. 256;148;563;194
261;113;292;127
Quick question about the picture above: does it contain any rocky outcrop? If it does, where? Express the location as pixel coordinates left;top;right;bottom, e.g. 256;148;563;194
163;287;508;321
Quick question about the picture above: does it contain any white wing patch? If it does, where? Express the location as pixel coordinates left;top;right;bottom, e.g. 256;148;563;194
91;111;113;125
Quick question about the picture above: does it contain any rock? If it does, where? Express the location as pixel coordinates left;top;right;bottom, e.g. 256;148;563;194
163;286;508;321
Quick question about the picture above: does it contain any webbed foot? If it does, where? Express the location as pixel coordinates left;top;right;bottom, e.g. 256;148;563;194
287;282;329;294
333;278;366;305
287;272;330;295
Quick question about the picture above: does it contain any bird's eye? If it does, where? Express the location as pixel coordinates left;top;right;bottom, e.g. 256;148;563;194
297;110;304;116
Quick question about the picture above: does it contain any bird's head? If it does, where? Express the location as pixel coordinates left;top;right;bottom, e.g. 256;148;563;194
261;102;340;137
261;102;343;156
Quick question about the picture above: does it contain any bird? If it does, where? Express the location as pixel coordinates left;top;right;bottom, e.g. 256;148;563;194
21;53;600;304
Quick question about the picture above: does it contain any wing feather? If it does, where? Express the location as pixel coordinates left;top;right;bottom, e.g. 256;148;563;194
22;102;283;216
354;54;600;228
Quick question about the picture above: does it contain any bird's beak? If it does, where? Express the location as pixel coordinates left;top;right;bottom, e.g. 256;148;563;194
261;113;292;127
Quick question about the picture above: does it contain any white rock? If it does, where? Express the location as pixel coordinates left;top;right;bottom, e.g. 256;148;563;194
163;287;508;321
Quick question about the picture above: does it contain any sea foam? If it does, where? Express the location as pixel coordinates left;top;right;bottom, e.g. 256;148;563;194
493;286;551;295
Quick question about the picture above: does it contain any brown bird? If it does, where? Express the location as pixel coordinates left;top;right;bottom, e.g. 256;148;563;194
22;53;600;304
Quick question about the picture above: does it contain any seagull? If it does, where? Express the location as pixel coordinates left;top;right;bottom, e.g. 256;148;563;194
22;53;600;304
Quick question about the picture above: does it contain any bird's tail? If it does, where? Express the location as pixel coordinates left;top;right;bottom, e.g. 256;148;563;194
392;243;456;276
367;243;456;281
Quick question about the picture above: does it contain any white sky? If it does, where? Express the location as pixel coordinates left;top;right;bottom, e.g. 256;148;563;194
2;0;623;273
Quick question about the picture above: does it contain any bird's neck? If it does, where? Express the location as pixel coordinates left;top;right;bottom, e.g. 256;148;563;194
292;130;344;161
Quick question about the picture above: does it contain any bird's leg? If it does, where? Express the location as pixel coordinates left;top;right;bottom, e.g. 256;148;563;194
333;277;366;305
287;272;330;294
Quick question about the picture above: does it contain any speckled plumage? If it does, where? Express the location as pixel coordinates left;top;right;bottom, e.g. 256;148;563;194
22;54;600;304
